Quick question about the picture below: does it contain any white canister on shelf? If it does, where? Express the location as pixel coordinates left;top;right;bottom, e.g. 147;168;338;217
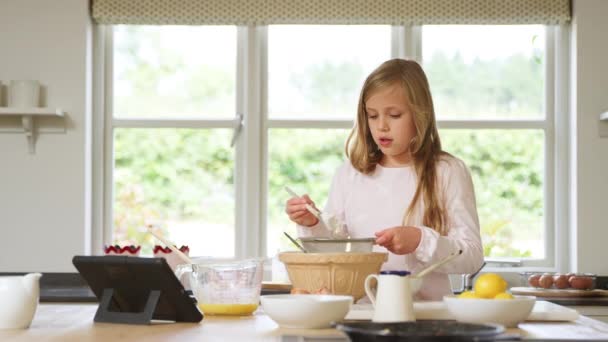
8;80;40;107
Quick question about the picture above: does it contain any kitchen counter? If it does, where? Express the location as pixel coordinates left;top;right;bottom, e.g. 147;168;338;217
2;303;608;341
534;296;608;307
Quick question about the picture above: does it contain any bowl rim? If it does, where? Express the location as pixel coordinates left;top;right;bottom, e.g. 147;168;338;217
190;257;265;269
278;251;386;255
298;237;376;243
278;251;389;263
443;294;537;302
261;294;354;303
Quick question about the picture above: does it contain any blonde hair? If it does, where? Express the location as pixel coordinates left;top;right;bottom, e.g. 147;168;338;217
345;59;449;236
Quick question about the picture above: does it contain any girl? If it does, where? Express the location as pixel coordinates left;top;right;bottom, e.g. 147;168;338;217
285;59;484;301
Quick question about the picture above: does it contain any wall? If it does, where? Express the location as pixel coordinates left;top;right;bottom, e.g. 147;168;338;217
0;0;92;271
0;0;606;273
570;0;608;274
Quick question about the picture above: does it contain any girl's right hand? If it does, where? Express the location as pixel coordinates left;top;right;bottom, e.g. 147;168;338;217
285;194;320;227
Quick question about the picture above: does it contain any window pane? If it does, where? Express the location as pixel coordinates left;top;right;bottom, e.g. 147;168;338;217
113;26;236;119
267;129;349;255
268;25;391;119
440;129;544;258
423;26;545;119
113;128;235;257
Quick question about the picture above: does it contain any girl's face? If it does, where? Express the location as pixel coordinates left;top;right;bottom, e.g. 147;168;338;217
365;84;417;166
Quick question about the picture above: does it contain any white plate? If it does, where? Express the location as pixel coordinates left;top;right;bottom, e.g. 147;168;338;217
346;300;578;323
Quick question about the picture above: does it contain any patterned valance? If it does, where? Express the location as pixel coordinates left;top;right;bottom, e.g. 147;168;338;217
91;0;571;26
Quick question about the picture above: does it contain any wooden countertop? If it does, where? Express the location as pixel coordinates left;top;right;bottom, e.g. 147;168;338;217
2;303;608;341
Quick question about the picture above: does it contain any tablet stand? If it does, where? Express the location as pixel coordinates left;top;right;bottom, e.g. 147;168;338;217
94;288;161;324
73;255;203;325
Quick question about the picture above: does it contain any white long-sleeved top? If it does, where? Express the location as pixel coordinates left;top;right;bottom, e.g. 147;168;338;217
297;155;484;301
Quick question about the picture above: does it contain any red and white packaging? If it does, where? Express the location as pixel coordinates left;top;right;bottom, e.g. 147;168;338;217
153;245;190;271
103;245;141;256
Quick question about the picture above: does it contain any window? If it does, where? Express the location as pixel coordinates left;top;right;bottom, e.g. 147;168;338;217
266;25;391;255
105;24;563;267
421;25;552;265
111;26;237;257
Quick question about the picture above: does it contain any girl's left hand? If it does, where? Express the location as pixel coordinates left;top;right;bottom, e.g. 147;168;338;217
375;226;422;255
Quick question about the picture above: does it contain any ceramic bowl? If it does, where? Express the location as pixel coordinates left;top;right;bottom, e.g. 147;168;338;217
261;294;353;329
278;252;388;301
443;295;536;328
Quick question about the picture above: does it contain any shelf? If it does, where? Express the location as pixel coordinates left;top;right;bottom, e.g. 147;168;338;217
0;107;65;153
601;112;608;121
0;107;64;116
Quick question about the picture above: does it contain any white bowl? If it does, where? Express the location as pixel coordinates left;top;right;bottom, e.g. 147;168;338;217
443;295;536;328
261;294;353;329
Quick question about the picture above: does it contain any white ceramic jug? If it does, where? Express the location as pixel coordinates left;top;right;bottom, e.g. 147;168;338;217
0;273;42;329
364;271;421;323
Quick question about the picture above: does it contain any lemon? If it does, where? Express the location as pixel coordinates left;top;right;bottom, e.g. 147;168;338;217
458;290;481;299
494;292;514;300
474;273;508;299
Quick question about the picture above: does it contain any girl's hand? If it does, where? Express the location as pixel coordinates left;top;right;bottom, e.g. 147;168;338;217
285;194;320;227
375;226;422;255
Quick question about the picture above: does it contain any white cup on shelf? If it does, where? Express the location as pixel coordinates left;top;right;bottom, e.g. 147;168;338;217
8;80;40;108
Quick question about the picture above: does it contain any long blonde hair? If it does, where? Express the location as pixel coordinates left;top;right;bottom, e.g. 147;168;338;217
345;59;449;236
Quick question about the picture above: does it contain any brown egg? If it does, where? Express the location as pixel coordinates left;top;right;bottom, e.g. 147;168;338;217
553;274;569;289
539;274;554;289
528;274;541;287
290;288;310;295
569;276;594;290
314;286;330;295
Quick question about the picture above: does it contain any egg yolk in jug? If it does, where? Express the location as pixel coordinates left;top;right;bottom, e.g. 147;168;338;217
198;303;258;316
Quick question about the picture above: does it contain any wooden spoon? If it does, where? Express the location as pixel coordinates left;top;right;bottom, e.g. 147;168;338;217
413;250;463;279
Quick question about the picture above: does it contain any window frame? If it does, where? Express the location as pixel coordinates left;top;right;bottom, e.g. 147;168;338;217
94;24;569;271
415;25;565;271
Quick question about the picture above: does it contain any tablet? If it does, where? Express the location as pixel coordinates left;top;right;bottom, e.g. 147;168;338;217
72;255;203;324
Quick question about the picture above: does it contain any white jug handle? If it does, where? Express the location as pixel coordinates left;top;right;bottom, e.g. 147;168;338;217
364;274;379;306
